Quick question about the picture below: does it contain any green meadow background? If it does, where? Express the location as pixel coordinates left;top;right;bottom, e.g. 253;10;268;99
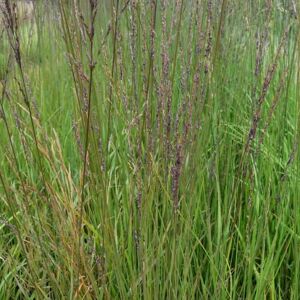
0;0;300;299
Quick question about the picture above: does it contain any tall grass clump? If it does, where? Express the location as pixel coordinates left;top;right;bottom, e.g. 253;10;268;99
0;0;300;298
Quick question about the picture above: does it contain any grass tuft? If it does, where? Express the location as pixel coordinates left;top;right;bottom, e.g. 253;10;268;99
0;0;299;298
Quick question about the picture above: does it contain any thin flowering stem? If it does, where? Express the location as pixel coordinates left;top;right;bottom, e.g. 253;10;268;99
106;0;120;156
78;0;98;282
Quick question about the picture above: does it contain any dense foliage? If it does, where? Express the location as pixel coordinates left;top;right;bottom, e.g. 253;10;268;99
0;0;299;298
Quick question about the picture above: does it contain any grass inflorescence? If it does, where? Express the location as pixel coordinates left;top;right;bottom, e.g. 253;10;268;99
0;0;300;299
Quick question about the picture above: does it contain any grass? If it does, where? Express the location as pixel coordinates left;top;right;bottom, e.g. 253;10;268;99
0;0;299;299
